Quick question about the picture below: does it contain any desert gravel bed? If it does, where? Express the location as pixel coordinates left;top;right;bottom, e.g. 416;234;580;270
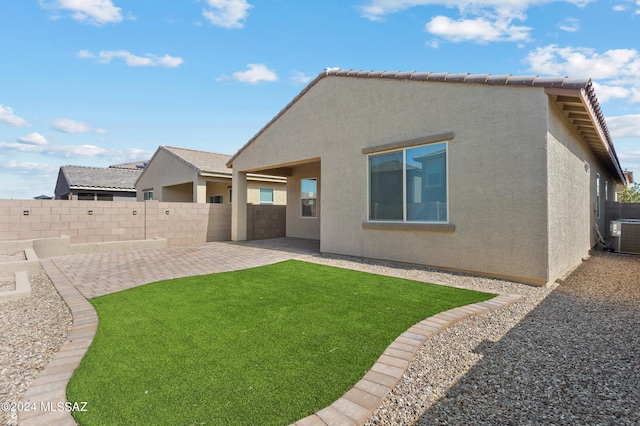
320;251;639;426
0;269;72;426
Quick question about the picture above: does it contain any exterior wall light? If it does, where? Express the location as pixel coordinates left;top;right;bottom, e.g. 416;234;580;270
23;210;30;216
88;210;93;215
166;210;170;215
133;210;137;215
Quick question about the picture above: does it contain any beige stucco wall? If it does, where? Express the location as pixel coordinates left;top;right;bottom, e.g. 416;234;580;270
232;77;556;284
286;162;320;239
545;98;617;281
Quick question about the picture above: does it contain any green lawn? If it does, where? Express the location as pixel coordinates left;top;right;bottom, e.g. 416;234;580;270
67;260;494;425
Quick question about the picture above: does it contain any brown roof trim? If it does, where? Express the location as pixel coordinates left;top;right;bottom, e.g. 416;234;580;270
226;68;625;183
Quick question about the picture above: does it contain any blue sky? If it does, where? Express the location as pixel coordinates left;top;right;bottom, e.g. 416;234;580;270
1;0;639;199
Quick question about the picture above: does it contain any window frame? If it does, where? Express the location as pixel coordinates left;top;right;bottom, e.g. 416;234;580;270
301;178;317;218
259;187;274;204
367;141;449;224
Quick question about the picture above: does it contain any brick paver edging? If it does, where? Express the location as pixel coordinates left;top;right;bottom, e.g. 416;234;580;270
18;259;97;426
291;293;522;426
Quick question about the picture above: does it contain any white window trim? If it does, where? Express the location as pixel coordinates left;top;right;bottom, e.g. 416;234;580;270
366;140;450;225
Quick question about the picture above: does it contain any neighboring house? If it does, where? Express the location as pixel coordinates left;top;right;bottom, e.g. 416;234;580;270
227;69;627;286
54;165;143;201
33;195;53;200
136;146;286;204
109;161;148;170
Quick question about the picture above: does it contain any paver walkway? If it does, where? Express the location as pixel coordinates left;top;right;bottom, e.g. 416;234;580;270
18;238;517;426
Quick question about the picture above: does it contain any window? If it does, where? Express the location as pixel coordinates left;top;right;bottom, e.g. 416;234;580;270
77;192;94;201
605;181;609;202
143;191;153;201
596;173;601;219
301;178;317;217
209;195;223;204
259;188;274;204
96;193;113;201
369;142;447;223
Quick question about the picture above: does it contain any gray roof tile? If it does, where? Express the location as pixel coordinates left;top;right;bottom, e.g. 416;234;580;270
61;165;142;191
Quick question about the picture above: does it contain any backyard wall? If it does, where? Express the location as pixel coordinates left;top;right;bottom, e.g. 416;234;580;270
0;199;232;246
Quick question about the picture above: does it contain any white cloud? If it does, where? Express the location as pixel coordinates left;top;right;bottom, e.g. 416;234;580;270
358;1;593;44
17;132;48;146
202;0;252;29
0;160;58;174
0;142;42;153
525;45;640;105
557;17;579;32
290;71;314;85
39;0;125;25
425;14;531;42
525;45;640;80
607;114;640;138
230;64;278;84
612;0;640;14
78;50;184;67
358;0;593;21
52;118;107;134
0;105;29;127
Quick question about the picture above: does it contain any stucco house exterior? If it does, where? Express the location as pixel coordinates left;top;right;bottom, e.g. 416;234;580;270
54;165;142;201
136;146;286;204
227;69;627;286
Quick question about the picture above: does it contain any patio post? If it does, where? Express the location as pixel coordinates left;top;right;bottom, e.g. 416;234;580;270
231;169;248;241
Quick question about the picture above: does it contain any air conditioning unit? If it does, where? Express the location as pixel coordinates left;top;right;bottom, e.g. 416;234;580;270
610;219;640;254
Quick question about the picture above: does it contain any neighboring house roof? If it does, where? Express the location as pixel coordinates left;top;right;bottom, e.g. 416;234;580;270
110;161;149;170
227;68;626;184
137;146;285;186
59;165;142;192
161;146;232;175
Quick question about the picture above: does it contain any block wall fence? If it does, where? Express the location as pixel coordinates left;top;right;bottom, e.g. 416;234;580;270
0;200;287;246
604;201;640;236
0;200;232;246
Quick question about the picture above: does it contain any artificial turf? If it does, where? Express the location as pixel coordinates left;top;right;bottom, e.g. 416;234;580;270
67;260;494;425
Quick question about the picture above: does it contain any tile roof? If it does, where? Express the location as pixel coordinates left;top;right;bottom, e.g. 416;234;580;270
227;68;625;184
161;146;232;175
61;165;142;191
109;161;149;170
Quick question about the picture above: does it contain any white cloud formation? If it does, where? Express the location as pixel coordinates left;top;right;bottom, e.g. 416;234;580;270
525;45;640;80
358;0;593;21
78;50;184;67
290;71;314;85
202;0;253;29
525;45;640;105
230;64;278;84
358;1;593;44
612;0;640;14
17;132;48;146
425;14;531;42
557;17;579;32
0;160;58;174
39;0;124;25
607;114;640;138
0;141;153;162
0;105;29;126
52;118;107;134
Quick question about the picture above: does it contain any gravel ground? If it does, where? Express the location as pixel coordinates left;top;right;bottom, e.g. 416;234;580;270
351;251;640;426
0;270;72;426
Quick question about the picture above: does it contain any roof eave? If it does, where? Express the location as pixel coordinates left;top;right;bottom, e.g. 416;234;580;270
545;86;627;184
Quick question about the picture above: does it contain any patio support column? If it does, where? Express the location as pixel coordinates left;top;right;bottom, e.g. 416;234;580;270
231;170;247;241
194;180;207;203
